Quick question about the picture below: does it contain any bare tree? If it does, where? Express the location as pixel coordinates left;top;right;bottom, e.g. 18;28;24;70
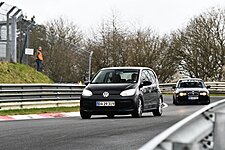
30;17;84;82
175;8;225;81
87;16;179;82
87;15;128;74
29;8;225;83
154;34;182;82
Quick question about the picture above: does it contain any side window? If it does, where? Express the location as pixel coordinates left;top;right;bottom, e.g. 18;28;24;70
106;72;113;83
147;70;156;84
141;70;149;82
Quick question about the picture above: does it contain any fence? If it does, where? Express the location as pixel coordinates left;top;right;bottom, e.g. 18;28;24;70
139;98;225;150
0;2;23;62
0;2;34;64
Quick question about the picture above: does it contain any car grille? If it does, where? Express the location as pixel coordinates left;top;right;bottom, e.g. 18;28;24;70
187;91;199;96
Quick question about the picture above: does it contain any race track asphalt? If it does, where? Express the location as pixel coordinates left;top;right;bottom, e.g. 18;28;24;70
0;96;223;150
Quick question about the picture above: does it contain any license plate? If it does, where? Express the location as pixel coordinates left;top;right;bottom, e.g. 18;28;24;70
188;96;198;100
96;101;115;106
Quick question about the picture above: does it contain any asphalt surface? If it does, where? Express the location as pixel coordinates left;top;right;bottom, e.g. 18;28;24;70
0;96;224;150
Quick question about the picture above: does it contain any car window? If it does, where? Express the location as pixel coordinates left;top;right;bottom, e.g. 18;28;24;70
178;81;204;88
141;69;156;84
92;69;139;83
141;70;150;82
147;70;156;84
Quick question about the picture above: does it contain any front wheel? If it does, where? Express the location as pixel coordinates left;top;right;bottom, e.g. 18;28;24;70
132;98;143;118
203;100;210;105
173;98;178;105
152;97;163;116
80;111;91;119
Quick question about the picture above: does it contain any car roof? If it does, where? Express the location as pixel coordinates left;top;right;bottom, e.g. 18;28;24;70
100;66;152;70
178;78;203;82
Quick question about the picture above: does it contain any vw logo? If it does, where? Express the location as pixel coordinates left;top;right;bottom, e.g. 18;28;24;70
103;91;109;98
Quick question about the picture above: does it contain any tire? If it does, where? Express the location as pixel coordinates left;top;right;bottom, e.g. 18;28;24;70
204;100;210;105
132;98;143;118
152;97;163;116
107;114;115;118
80;111;91;119
174;100;178;105
173;97;178;105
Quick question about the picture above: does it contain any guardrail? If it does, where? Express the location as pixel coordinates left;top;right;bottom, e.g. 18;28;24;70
159;82;225;94
0;84;85;109
0;82;224;110
139;99;225;150
0;84;85;102
0;82;224;103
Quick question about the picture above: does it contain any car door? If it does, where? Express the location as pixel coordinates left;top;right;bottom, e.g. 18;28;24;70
140;70;153;109
146;69;159;107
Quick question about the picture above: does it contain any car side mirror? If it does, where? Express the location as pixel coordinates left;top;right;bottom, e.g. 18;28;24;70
172;85;176;89
140;81;152;87
84;81;90;86
206;85;211;89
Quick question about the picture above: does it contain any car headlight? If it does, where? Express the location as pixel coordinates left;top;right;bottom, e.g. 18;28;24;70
82;89;93;97
179;92;187;96
200;92;207;96
120;89;136;96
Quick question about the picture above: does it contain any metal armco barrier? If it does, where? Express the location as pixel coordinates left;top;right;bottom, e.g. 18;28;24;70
0;82;225;103
0;84;85;103
139;99;225;150
159;82;225;94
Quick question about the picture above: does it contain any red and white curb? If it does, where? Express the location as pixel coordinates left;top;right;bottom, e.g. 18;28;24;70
0;112;80;121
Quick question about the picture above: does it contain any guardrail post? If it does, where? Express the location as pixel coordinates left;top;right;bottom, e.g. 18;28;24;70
214;112;225;150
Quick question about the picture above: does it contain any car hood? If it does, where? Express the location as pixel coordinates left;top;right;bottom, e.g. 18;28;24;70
86;83;137;95
175;88;209;93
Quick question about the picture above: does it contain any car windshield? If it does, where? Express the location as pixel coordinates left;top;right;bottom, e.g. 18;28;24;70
178;81;204;88
91;69;139;84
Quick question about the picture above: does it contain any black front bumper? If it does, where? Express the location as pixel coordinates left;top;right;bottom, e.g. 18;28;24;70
175;95;210;104
80;95;136;115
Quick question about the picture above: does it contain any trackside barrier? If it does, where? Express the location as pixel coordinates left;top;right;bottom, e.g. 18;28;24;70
139;99;225;150
0;82;224;103
0;82;225;110
0;84;85;109
159;82;225;94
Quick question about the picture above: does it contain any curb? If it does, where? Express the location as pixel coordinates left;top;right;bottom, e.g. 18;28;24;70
0;100;80;110
0;112;80;121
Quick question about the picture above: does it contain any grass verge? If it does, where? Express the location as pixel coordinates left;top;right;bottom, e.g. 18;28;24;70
0;106;80;116
0;62;53;83
210;94;225;97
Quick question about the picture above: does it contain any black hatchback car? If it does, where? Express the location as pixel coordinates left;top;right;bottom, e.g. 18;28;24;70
80;67;163;119
173;78;210;105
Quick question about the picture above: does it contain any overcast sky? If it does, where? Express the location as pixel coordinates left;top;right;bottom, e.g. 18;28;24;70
3;0;225;34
